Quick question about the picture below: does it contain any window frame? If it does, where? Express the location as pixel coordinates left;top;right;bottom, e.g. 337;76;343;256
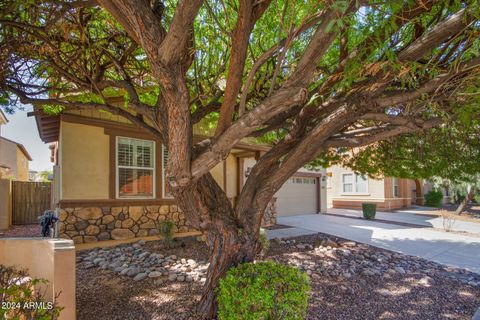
115;136;156;199
342;173;369;195
392;177;399;198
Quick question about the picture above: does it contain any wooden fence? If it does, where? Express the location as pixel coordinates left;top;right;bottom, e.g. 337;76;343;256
12;181;52;225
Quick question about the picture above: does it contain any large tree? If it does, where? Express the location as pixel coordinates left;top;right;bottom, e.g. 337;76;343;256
1;0;480;317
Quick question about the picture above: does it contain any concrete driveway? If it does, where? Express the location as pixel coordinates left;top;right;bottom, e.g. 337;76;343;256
328;206;480;234
274;213;480;274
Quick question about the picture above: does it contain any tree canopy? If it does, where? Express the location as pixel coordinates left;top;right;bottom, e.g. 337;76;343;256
1;0;480;316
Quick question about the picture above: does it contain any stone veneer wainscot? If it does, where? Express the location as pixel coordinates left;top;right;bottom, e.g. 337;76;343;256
59;199;277;244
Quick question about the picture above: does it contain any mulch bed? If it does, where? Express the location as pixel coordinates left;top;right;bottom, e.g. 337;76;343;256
76;233;480;320
442;204;480;221
0;224;41;238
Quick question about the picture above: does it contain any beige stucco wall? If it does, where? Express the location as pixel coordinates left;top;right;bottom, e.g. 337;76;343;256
16;147;29;181
0;238;76;320
210;161;224;189
59;120;241;200
60;121;110;199
0;179;11;230
225;154;238;198
327;165;385;203
0;138;18;179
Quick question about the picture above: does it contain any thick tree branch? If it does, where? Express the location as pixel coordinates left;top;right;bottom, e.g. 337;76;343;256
215;0;272;135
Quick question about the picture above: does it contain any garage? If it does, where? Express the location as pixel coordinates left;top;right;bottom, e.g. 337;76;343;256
275;176;319;216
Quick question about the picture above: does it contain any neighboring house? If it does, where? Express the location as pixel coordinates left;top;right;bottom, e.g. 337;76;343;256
423;180;452;204
0;109;32;181
29;170;38;181
33;109;326;244
326;164;420;211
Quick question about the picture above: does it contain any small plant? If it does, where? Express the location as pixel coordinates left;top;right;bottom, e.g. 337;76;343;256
425;189;444;207
217;261;311;320
0;264;63;320
257;228;270;256
157;220;175;247
362;203;376;220
441;210;456;232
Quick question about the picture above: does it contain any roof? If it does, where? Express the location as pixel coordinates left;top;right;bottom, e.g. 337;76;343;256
0;109;8;125
27;109;60;143
30;110;271;152
0;136;33;161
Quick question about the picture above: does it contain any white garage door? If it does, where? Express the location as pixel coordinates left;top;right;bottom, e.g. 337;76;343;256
275;177;318;216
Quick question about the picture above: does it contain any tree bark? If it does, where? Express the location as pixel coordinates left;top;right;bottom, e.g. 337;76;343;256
455;185;475;215
196;229;257;318
172;172;262;319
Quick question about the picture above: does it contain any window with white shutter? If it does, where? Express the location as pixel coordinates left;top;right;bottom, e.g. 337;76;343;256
116;137;155;198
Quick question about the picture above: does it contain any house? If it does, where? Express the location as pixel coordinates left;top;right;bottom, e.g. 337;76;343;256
33;109;326;244
326;164;421;210
0;109;32;181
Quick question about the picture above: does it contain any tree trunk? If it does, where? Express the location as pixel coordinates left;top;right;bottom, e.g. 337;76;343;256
455;185;475;215
172;173;261;319
196;229;256;318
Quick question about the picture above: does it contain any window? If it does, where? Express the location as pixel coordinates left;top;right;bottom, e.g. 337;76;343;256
162;145;173;198
342;173;368;194
117;137;155;198
342;174;353;193
355;175;368;193
392;177;399;197
289;177;316;184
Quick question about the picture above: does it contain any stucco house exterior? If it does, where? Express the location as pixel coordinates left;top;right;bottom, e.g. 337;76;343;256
32;109;326;244
0;109;32;181
326;164;420;211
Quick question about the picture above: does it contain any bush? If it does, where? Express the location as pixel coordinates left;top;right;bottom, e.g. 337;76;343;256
217;262;310;320
0;264;63;320
157;220;175;247
425;189;444;207
362;203;376;220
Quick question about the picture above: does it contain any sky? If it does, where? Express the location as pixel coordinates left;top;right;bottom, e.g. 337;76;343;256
1;105;52;172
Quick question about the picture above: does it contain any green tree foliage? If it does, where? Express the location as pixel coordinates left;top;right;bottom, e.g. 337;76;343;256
330;117;480;183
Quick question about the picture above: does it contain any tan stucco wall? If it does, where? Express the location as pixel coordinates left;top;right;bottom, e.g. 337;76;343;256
327;165;385;203
0;238;76;320
15;147;29;181
60;121;110;199
0;138;18;179
0;179;11;230
327;165;416;210
210;161;224;189
225;154;238;198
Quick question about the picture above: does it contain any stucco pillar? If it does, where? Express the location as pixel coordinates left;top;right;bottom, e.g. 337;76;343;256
0;179;12;230
0;238;76;320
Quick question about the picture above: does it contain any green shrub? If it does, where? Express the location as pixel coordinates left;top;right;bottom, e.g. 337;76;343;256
0;264;63;320
217;262;311;320
425;189;444;207
362;203;376;220
257;228;270;255
157;220;175;247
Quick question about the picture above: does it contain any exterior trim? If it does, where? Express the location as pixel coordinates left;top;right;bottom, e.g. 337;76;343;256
58;198;176;208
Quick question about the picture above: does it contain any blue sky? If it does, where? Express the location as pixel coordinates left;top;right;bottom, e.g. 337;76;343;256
1;105;52;172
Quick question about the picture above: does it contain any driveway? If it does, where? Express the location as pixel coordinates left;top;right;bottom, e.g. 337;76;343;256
273;213;480;274
328;206;480;235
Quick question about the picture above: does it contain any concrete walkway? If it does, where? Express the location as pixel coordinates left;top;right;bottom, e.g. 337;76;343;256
328;206;480;235
271;213;480;274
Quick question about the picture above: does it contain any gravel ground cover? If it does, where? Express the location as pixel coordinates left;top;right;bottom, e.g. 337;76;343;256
76;233;480;320
0;224;41;238
441;204;480;221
